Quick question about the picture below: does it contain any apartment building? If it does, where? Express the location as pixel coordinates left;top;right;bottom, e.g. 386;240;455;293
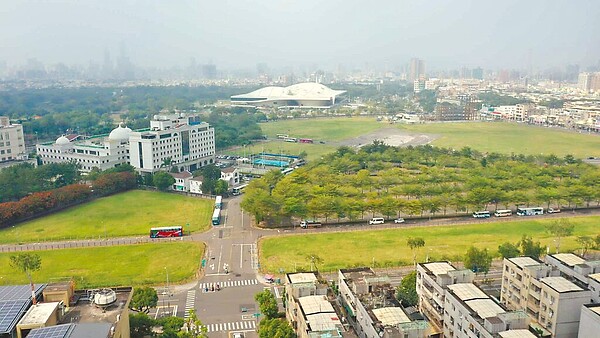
285;272;343;338
338;267;429;338
578;304;600;337
0;116;26;163
416;262;475;335
129;113;215;174
443;283;531;338
501;257;593;338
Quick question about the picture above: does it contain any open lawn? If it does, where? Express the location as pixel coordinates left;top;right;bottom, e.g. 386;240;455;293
258;117;384;142
260;216;600;273
0;190;213;244
400;122;600;158
0;242;204;288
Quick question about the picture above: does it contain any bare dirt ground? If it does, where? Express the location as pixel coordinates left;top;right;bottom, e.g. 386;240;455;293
335;127;439;148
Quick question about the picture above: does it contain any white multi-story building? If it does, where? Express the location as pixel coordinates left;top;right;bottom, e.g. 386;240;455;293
416;262;474;335
578;304;600;338
443;283;531;338
500;257;593;338
36;113;215;175
129;113;215;174
0;116;26;163
37;124;131;172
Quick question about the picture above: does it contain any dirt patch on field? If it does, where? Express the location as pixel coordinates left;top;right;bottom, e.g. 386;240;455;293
336;127;439;148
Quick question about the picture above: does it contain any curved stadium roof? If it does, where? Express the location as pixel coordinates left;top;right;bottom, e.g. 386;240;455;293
231;82;346;108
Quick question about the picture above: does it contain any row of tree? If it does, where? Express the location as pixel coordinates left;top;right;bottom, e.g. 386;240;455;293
254;289;295;338
0;167;136;227
0;162;80;202
241;144;600;226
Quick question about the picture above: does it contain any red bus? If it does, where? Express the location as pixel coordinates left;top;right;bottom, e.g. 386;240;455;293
299;138;314;144
150;226;184;238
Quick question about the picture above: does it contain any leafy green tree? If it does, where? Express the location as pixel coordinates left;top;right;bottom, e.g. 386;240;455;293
182;309;207;337
214;180;228;195
545;218;575;253
153;171;175;191
396;271;418;306
255;290;279;319
498;242;520;259
258;318;296;338
10;253;42;304
157;316;185;332
519;235;545;258
407;237;425;266
130;312;155;338
576;236;595;257
130;286;158;313
306;253;323;272
464;246;492;274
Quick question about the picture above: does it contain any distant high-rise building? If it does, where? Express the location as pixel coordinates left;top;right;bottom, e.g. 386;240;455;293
472;67;483;80
409;58;425;82
202;64;217;79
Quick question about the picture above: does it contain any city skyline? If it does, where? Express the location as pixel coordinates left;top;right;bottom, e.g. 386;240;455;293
1;0;599;73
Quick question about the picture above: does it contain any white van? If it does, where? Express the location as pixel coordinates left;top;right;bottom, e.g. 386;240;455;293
369;217;385;225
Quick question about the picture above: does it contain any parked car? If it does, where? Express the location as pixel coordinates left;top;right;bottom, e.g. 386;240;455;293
548;207;561;213
394;218;405;224
369;217;385;225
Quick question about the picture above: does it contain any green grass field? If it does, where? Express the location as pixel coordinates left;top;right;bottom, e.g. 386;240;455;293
400;122;600;158
260;216;600;273
0;190;213;244
259;117;384;141
0;242;204;288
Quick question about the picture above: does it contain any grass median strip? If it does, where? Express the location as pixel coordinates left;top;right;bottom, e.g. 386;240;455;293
260;216;600;273
0;190;213;244
0;242;204;288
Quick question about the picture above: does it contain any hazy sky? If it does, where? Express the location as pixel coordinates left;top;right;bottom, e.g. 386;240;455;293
1;0;599;71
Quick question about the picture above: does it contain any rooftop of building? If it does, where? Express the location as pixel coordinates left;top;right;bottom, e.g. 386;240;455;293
371;307;411;326
589;273;600;283
498;329;538;338
447;283;488;301
60;287;131;327
170;170;193;179
231;82;346;101
305;313;343;333
464;299;505;319
287;272;318;285
419;261;456;276
298;295;335;316
507;256;543;269
584;303;600;316
540;276;584;293
18;302;60;326
548;253;586;267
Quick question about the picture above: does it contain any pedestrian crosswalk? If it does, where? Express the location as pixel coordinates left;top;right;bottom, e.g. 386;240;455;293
183;290;195;319
205;320;256;332
199;279;258;291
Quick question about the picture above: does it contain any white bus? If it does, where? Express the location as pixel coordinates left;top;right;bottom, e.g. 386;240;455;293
494;209;512;217
231;183;248;196
516;207;544;216
472;211;491;218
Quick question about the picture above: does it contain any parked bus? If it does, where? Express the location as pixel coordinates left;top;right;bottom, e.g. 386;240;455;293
232;183;248;196
212;208;221;225
494;209;513;217
516;207;544;216
276;134;288;139
299;138;314;144
215;195;223;209
472;211;491;218
150;226;183;238
281;167;294;175
300;220;322;228
284;137;298;143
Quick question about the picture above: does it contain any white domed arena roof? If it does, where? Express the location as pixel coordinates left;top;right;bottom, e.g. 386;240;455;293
108;123;132;141
55;136;70;145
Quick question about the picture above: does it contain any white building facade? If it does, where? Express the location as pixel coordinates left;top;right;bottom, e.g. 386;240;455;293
0;116;26;163
129;114;215;174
